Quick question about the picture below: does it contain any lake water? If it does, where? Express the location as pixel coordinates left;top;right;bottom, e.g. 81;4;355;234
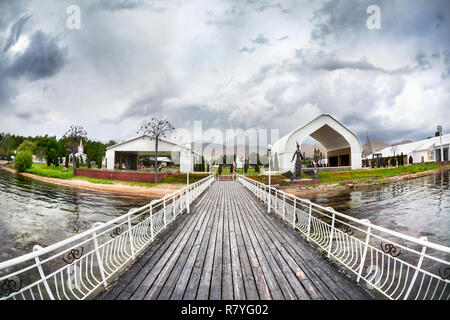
0;167;449;264
301;169;450;247
0;168;152;263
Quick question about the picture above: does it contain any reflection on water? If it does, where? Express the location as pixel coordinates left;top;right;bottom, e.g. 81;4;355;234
302;169;450;247
1;167;449;266
0;168;153;262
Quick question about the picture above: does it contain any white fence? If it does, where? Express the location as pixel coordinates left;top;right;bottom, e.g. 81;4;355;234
0;173;215;300
237;174;450;300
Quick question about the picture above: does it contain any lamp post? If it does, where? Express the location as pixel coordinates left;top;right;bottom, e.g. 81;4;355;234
267;144;272;214
437;125;444;162
185;144;191;186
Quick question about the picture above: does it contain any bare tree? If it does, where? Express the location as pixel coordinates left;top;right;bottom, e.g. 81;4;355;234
138;118;175;183
64;125;87;175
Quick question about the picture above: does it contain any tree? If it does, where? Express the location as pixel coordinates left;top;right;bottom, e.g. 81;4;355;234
255;153;261;173
64;125;87;175
17;140;36;154
37;137;58;166
218;164;223;175
85;140;105;169
244;158;249;174
138;118;175;183
14;151;33;172
274;152;279;171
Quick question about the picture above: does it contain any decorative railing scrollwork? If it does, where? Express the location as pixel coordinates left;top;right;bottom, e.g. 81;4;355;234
438;266;450;280
110;226;123;238
1;276;22;297
340;224;354;235
62;246;84;264
139;214;147;222
380;242;401;257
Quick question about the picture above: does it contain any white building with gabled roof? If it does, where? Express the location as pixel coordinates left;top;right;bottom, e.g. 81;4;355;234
271;114;363;170
105;135;200;172
370;133;450;164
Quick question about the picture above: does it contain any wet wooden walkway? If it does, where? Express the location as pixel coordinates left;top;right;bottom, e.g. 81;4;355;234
96;181;372;300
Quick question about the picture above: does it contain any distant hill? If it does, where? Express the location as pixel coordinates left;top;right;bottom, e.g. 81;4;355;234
391;140;414;146
363;139;389;154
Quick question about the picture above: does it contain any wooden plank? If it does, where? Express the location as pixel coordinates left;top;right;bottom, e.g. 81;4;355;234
196;183;222;300
97;181;372;301
221;182;234;300
182;185;221;300
237;188;313;300
239;185;371;300
227;183;259;300
209;182;225;300
230;185;292;300
225;183;247;300
127;191;212;300
168;183;218;300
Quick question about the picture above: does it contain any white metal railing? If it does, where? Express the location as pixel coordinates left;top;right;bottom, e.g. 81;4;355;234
237;174;450;300
0;173;215;300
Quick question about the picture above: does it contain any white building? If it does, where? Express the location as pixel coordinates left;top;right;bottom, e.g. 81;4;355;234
271;114;363;171
370;133;450;164
68;140;87;164
105;135;200;172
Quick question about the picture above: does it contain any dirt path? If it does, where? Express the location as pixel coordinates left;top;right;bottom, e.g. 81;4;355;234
0;165;184;198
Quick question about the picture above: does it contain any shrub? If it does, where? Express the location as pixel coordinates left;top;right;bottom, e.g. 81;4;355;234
14;151;33;172
87;159;92;169
218;164;223;175
98;158;102;169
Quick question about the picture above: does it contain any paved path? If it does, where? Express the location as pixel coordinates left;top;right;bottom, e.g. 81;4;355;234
96;181;372;300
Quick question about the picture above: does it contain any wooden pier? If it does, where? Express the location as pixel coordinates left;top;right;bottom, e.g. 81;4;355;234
96;181;372;300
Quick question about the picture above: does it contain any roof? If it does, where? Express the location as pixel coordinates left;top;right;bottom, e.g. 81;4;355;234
370;133;450;157
272;114;362;153
106;134;200;156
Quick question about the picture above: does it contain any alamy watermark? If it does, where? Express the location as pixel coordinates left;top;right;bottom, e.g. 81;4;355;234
66;5;81;30
367;5;381;30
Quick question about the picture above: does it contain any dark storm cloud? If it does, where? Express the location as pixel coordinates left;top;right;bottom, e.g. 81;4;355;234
91;0;166;12
239;46;256;53
6;31;67;81
251;33;270;45
310;0;450;47
2;14;32;53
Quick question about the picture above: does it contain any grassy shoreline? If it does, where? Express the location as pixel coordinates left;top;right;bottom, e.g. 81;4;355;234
247;162;450;188
3;162;449;196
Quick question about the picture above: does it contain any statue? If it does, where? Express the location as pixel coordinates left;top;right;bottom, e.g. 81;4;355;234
291;141;304;180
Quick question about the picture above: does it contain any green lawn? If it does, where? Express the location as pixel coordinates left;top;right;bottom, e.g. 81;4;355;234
247;162;449;186
21;163;210;186
15;162;449;188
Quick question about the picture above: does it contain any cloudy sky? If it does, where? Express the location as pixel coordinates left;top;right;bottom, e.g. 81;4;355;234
0;0;449;146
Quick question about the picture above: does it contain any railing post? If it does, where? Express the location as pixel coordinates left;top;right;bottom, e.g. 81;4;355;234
327;208;336;258
163;196;167;229
267;186;271;213
33;245;55;300
307;201;312;242
357;219;371;282
404;237;428;300
127;216;136;260
92;222;108;288
173;194;176;218
292;197;296;229
282;193;286;221
149;202;154;240
186;189;190;214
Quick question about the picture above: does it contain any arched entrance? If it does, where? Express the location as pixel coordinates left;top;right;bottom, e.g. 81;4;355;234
271;114;363;171
409;156;413;164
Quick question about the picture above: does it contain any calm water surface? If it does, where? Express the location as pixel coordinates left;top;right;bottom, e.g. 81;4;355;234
302;169;450;247
0;168;152;262
0;167;449;264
